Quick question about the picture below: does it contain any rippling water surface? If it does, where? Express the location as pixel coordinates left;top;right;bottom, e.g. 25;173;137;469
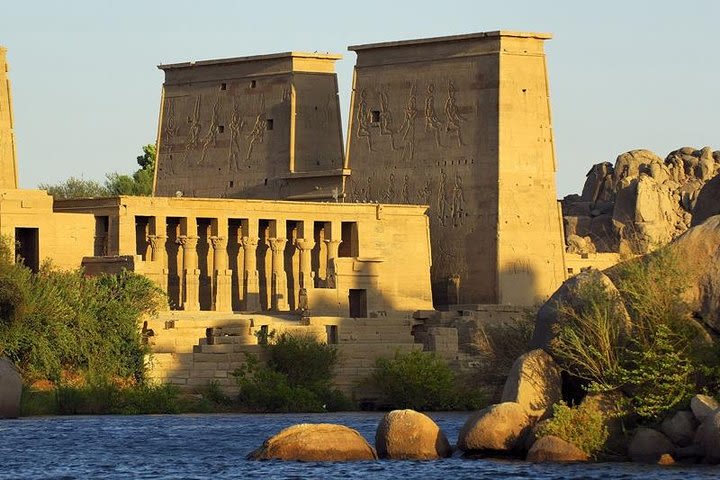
1;412;719;479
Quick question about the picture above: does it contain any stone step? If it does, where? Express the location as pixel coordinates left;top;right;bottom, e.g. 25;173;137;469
207;335;257;346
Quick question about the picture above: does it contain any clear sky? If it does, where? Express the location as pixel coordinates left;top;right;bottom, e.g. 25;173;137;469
2;0;718;196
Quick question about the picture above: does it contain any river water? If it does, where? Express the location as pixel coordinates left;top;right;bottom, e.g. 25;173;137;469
1;412;719;479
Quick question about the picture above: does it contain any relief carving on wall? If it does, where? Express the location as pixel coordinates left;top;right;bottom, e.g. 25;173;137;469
199;97;221;165
356;89;373;152
444;81;466;147
228;102;245;171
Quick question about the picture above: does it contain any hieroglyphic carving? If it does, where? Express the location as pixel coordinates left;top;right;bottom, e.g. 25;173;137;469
397;84;418;162
228;101;245;171
383;173;396;202
185;96;202;152
199;97;221;164
424;83;443;148
356;89;373;152
417;178;432;205
444;81;465;147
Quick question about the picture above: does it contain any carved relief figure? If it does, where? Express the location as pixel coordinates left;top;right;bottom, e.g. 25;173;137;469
437;170;449;226
444;81;465;147
379;91;398;150
450;175;465;227
228;102;245;171
402;175;411;203
163;99;179;144
199;97;221;165
424;83;443;148
384;173;396;202
417;178;432;205
397;84;418;162
246;113;267;161
365;175;373;202
185;96;202;151
356;89;373;152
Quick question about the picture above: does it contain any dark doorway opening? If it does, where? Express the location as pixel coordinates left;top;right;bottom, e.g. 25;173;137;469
348;289;367;318
15;228;39;273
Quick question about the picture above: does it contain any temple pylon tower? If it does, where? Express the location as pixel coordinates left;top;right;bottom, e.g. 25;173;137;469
0;47;18;189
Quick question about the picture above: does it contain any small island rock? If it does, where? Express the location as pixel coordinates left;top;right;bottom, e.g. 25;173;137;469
457;402;530;453
526;435;589;463
375;409;451;459
248;423;377;461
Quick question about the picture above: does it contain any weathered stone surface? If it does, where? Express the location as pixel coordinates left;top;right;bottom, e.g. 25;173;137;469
694;410;720;463
667;217;720;332
628;427;674;463
0;357;22;419
566;234;596;255
457;402;530;452
660;410;696;447
690;394;720;423
500;349;561;419
563;216;591;238
692;175;720;226
526;435;589;463
374;409;451;460
249;423;377;461
530;269;631;351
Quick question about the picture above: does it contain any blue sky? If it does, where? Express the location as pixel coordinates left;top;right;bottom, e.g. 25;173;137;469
2;0;718;196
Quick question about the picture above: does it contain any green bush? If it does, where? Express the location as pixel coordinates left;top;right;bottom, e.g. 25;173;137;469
0;238;164;384
537;400;609;458
371;350;485;411
233;332;352;412
551;249;708;422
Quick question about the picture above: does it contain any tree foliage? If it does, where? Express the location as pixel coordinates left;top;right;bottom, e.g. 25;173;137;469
39;144;156;199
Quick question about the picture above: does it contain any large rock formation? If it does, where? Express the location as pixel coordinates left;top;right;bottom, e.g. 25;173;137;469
500;349;562;419
563;147;720;255
248;423;377;461
457;402;530;453
374;409;451;459
0;358;22;419
627;427;675;463
692;174;720;226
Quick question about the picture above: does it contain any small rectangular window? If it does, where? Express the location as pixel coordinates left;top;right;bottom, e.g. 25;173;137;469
220;83;227;90
251;80;257;88
266;119;274;131
229;181;234;188
218;125;225;133
371;110;380;123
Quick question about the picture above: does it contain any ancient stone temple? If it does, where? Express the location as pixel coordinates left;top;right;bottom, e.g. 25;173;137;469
0;47;18;189
344;31;566;306
153;52;347;201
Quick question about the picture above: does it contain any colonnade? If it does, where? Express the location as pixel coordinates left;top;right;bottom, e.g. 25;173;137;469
138;216;349;312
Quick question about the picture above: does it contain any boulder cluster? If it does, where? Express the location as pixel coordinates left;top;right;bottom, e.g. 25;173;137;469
563;146;720;254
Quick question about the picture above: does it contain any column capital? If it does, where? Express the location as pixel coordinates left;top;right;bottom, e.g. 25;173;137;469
177;235;199;249
324;239;342;247
148;234;166;248
209;235;228;250
269;237;288;252
241;236;259;249
295;238;316;251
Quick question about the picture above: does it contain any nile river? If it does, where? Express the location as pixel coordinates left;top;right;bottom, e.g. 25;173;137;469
1;412;719;479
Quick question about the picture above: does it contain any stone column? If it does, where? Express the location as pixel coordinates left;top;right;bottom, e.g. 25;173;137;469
294;238;315;289
147;234;168;293
241;236;260;311
269;238;289;311
177;235;200;312
324;239;342;288
210;236;232;312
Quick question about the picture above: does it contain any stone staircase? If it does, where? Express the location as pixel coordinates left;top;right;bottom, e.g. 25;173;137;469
144;311;424;397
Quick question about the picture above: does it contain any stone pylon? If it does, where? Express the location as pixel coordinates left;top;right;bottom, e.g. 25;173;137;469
0;47;18;189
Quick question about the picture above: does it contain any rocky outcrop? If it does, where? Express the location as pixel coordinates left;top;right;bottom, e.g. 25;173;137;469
500;349;561;419
375;409;451;460
627;427;674;463
526;435;589;462
563;146;720;255
0;358;22;419
249;423;377;461
694;410;720;463
692;174;720;226
457;402;530;453
660;410;697;447
530;269;631;351
666;216;720;332
690;394;719;423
